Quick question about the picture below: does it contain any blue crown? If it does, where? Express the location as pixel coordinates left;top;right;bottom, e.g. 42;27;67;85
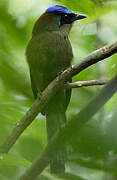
46;5;73;14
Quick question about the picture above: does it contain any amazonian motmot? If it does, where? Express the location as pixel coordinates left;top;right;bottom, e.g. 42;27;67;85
26;5;86;174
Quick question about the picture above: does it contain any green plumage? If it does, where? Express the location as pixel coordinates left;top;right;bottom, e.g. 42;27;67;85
26;12;73;173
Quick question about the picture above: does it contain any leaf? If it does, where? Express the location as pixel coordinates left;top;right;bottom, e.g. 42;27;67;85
55;0;95;15
0;153;30;167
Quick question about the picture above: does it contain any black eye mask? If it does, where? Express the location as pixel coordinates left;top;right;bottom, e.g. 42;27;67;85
60;13;76;26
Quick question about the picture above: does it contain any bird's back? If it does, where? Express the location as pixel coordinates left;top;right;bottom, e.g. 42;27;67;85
26;30;73;95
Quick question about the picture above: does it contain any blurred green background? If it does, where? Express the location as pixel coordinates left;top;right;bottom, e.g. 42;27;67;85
0;0;117;179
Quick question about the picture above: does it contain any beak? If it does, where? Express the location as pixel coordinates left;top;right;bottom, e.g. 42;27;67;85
75;13;87;21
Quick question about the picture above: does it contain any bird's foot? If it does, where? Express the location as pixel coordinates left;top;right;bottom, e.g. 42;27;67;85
57;70;64;76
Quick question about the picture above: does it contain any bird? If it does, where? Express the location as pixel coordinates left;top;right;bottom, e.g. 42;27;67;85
26;5;87;174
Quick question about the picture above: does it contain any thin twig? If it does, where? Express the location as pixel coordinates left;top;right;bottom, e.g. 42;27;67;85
69;155;117;174
0;41;117;154
66;79;108;88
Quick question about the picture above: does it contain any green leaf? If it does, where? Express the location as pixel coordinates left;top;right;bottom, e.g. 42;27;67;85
0;153;31;167
55;0;95;15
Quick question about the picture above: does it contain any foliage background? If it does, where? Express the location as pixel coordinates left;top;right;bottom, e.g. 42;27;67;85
0;0;117;179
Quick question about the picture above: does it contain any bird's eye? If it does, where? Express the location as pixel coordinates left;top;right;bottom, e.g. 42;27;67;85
60;13;75;27
60;14;71;27
63;14;71;22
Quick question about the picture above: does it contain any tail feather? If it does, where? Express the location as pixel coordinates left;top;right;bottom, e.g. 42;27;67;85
46;111;67;173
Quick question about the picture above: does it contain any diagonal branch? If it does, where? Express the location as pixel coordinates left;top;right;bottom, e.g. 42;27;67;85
0;41;117;154
19;74;117;180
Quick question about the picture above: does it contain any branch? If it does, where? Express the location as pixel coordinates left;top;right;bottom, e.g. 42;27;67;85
0;41;117;153
69;156;117;174
66;79;108;88
19;74;117;180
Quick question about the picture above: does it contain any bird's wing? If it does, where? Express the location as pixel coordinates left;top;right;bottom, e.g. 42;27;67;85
30;70;38;99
